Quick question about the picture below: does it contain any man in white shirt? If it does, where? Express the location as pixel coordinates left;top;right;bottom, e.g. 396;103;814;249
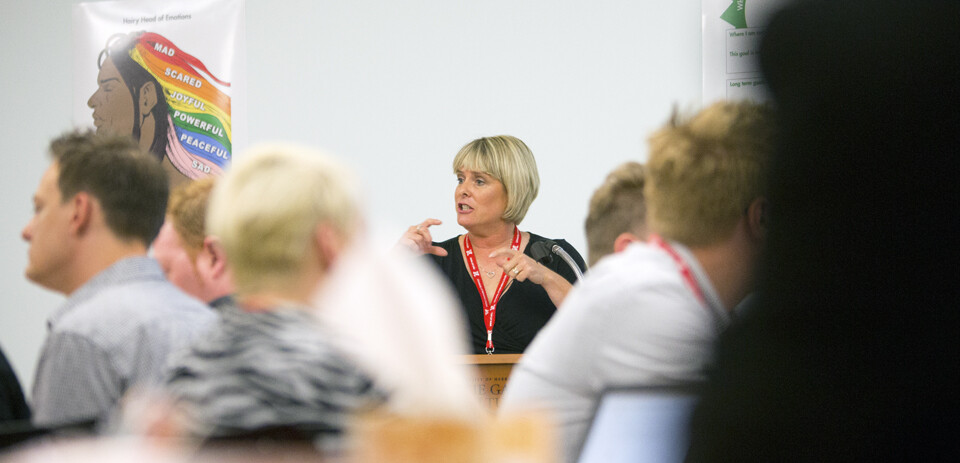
500;101;776;462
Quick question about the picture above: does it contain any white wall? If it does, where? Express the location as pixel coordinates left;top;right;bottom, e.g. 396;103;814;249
0;0;702;395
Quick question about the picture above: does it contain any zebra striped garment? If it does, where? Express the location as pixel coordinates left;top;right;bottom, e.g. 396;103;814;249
163;302;388;450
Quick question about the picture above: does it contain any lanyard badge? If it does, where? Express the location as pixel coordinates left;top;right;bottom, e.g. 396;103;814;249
464;227;521;354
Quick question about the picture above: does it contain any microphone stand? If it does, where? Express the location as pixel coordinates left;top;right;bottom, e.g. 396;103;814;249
551;244;584;282
531;240;584;283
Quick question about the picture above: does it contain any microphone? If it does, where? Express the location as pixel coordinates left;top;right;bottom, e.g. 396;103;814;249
532;240;584;282
530;241;554;264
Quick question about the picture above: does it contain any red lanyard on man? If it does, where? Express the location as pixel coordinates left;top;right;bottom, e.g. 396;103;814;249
649;234;707;307
463;227;521;354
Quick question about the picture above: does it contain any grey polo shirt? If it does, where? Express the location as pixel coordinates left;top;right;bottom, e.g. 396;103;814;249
31;256;216;428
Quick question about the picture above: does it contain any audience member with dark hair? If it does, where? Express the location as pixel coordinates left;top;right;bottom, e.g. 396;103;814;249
685;1;960;460
501;101;776;463
583;161;647;266
21;130;215;428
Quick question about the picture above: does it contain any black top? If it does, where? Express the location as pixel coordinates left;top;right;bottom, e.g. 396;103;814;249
0;346;29;423
429;232;585;354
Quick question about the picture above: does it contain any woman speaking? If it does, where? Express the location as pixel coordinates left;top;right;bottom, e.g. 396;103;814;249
400;135;585;354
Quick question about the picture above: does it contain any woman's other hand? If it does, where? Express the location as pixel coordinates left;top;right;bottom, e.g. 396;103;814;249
490;247;573;307
490;249;546;285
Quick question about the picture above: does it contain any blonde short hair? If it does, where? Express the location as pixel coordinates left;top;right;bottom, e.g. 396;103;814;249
167;177;216;259
207;144;361;294
452;135;539;224
584;162;647;266
645;101;775;246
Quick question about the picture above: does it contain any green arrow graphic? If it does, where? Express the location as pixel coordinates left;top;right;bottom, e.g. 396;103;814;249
721;0;748;29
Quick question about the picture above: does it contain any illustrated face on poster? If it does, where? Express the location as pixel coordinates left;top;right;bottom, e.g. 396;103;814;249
85;31;233;186
88;57;138;137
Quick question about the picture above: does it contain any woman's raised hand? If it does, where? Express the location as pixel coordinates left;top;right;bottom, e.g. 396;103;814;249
398;219;448;256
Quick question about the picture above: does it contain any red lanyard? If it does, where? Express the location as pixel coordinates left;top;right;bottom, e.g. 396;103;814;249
463;227;521;354
649;234;707;306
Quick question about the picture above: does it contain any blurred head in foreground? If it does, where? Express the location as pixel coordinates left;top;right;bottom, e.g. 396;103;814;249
645;100;776;310
645;101;774;248
208;144;362;300
161;144;383;453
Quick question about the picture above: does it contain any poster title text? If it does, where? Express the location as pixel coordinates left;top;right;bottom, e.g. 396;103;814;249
122;14;191;25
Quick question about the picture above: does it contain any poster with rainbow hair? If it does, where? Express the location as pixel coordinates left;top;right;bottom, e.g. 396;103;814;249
73;0;245;187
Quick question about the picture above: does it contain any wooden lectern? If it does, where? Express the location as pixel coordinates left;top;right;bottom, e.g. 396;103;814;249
459;354;522;409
